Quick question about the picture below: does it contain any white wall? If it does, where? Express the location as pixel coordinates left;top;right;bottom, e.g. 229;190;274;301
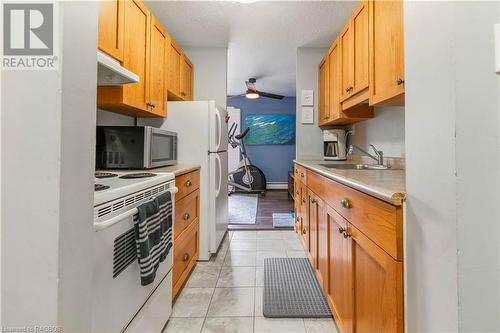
454;2;499;331
1;2;97;331
97;108;135;126
183;47;228;109
405;1;499;332
349;107;405;158
296;48;326;160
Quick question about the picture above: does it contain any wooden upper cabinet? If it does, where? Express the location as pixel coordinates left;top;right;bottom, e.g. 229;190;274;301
326;205;353;333
149;16;167;117
168;39;182;98
369;0;404;106
121;0;150;111
349;223;404;333
339;23;353;102
352;1;369;95
180;55;193;101
318;56;329;126
327;41;341;123
98;0;124;61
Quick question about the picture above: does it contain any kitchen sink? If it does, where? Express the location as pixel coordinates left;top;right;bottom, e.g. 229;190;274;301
320;163;392;170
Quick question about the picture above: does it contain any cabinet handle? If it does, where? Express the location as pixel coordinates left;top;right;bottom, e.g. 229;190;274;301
182;253;190;262
397;78;405;85
311;198;318;204
183;213;190;221
338;227;346;234
340;198;351;209
343;231;352;239
185;180;192;187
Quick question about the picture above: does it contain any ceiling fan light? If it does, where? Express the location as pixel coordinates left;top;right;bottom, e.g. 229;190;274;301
246;90;260;99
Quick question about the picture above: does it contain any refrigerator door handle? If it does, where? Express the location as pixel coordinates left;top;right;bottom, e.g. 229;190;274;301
215;108;222;151
215;153;222;197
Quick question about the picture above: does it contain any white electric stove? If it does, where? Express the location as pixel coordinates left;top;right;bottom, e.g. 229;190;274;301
92;170;177;333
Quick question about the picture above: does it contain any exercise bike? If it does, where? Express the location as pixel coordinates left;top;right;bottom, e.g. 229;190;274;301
228;123;267;196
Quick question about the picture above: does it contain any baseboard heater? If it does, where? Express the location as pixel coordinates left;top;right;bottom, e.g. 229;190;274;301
266;182;288;190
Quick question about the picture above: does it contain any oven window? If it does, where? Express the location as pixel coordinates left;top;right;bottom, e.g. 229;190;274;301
151;134;174;162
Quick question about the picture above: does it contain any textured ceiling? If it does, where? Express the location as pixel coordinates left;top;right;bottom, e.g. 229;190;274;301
147;1;358;97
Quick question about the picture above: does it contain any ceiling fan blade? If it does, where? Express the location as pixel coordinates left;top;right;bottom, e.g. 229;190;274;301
227;93;246;99
257;91;285;100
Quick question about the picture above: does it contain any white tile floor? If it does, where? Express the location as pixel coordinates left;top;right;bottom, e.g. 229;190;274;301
163;230;338;333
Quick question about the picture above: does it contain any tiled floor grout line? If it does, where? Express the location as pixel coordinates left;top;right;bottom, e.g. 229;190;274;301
199;231;232;333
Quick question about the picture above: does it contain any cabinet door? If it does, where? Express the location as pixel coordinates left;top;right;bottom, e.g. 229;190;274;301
327;40;341;122
369;0;404;105
307;189;321;271
98;0;124;61
149;16;167;117
300;185;310;252
315;195;328;290
318;56;329;126
122;0;150;111
352;1;369;95
326;205;353;333
349;223;404;333
339;23;353;101
180;55;193;101
168;39;182;97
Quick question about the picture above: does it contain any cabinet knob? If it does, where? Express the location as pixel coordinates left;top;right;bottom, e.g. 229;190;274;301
181;92;186;96
397;78;405;85
302;228;306;235
345;87;350;93
185;180;192;187
300;172;304;178
146;102;152;107
183;213;190;221
343;231;352;239
340;198;351;209
338;227;346;234
302;198;306;204
311;198;318;204
182;253;190;262
151;103;156;108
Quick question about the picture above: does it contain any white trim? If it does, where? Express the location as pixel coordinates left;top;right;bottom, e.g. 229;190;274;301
266;182;288;190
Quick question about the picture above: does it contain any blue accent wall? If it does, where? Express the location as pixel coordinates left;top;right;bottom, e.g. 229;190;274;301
227;96;296;183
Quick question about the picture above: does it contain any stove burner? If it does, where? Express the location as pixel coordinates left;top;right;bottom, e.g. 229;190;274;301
95;184;110;191
95;172;118;179
119;172;157;179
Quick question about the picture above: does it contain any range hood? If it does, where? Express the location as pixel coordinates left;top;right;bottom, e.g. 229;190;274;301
97;50;139;86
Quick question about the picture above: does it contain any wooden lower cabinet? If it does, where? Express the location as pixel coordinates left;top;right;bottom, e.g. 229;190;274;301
172;169;200;301
294;163;403;333
350;223;403;333
326;205;353;333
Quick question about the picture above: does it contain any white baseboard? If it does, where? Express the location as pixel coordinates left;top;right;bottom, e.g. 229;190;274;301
266;182;288;190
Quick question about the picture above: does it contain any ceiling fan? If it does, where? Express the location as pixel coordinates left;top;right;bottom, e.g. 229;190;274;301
229;78;285;100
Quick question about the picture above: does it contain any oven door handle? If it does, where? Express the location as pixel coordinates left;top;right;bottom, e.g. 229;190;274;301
93;186;178;232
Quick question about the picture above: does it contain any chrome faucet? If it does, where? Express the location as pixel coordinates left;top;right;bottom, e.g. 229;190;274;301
348;144;384;165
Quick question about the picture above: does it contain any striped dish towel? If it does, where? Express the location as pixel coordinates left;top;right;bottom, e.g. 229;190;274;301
134;191;173;286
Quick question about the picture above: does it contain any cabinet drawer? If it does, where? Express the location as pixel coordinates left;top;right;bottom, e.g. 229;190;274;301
173;220;199;298
174;189;199;239
307;170;403;260
175;169;200;201
294;164;307;184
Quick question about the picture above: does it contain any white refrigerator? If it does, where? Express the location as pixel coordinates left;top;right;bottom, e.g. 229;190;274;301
161;101;228;260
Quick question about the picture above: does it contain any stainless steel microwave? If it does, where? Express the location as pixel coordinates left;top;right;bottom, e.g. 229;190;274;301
96;126;177;169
